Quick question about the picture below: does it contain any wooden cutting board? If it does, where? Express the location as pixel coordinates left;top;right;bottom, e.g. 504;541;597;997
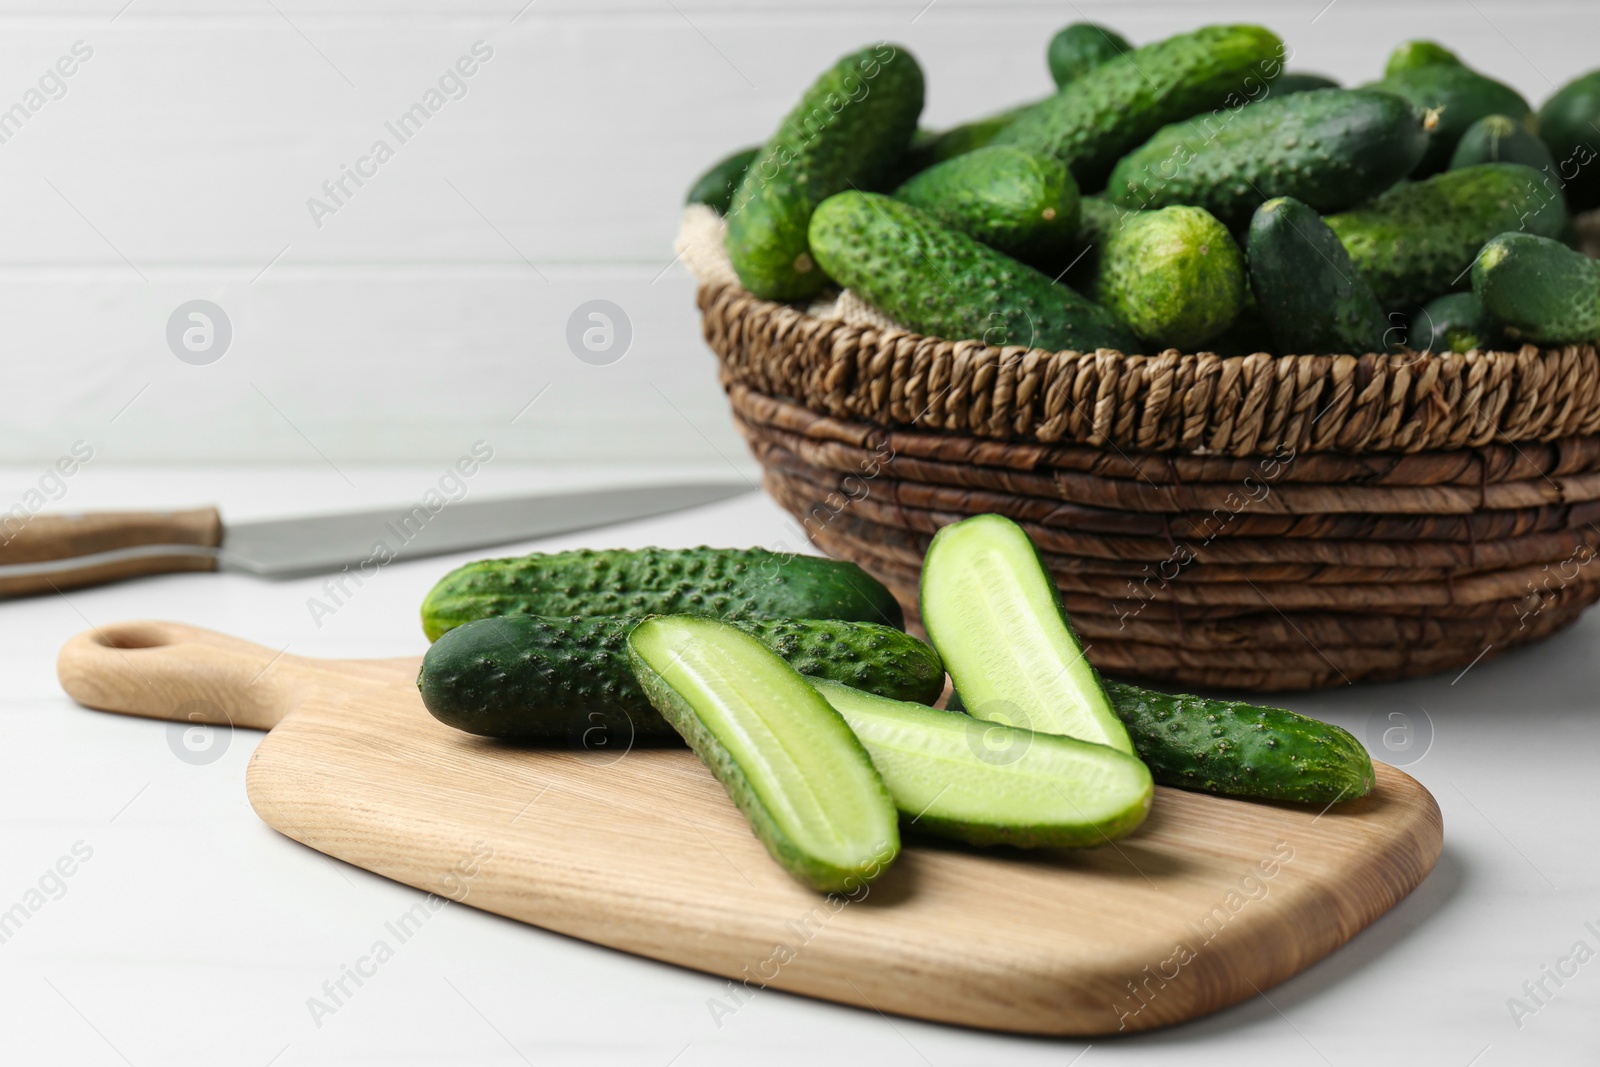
58;620;1442;1036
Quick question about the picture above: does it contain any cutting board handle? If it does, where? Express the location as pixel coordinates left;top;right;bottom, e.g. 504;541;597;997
56;620;298;730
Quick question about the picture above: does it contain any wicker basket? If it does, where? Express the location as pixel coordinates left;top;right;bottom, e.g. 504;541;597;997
695;276;1600;691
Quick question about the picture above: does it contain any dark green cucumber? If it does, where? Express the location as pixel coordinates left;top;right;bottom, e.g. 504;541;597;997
421;546;904;640
996;24;1285;191
1325;163;1568;307
1077;203;1245;349
1047;22;1131;88
1247;197;1392;355
1367;62;1533;175
419;614;946;740
1107;89;1429;229
1415;291;1510;353
894;145;1080;261
808;191;1139;353
725;43;924;301
628;616;900;892
1101;681;1375;805
1537;69;1600;212
1272;72;1340;95
813;680;1152;848
686;146;760;214
920;513;1135;756
1473;232;1600;343
1383;39;1460;77
898;104;1034;178
1449;114;1557;172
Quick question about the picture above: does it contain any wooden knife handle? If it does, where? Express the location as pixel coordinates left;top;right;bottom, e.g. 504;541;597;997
0;507;222;597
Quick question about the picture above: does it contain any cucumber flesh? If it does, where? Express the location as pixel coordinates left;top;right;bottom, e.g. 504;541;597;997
814;680;1152;848
920;514;1135;755
628;616;899;892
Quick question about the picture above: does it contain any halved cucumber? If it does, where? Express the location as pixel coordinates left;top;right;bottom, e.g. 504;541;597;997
813;680;1152;848
919;514;1135;755
627;616;900;893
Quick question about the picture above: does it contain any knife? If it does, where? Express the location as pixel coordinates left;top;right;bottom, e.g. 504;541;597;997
0;481;753;596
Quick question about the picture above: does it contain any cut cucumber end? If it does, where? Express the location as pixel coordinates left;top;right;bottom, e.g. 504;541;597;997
628;616;900;892
920;514;1135;756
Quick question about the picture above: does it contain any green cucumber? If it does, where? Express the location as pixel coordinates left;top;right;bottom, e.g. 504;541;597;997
725;43;924;301
894;145;1080;262
996;24;1285;191
1367;62;1533;175
920;513;1134;756
1415;291;1510;353
898;104;1034;177
1100;681;1375;805
813;680;1152;848
1107;89;1429;229
1272;72;1340;95
1472;231;1600;343
419;614;945;740
421;546;904;641
1076;203;1245;349
1449;114;1557;172
686;146;760;215
808;191;1139;353
1325;163;1568;307
1537;69;1600;212
1383;39;1461;77
1247;196;1392;355
1047;22;1132;88
628;616;899;892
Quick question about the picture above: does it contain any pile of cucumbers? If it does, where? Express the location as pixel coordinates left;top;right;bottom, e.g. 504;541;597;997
417;521;1373;893
690;24;1600;356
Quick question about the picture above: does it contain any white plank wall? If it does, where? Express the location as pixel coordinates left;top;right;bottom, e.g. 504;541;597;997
0;1;1595;465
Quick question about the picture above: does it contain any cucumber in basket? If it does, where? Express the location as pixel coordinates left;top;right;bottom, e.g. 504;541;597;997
1538;68;1600;213
893;145;1080;262
418;614;944;739
421;546;904;640
686;145;759;215
628;616;900;892
1365;61;1532;176
813;680;1153;848
1247;196;1392;356
1472;232;1600;344
1046;22;1131;89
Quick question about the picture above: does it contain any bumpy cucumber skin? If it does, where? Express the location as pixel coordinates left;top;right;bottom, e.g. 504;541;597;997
1046;23;1131;88
1538;70;1600;212
421;546;904;640
1101;681;1375;804
896;104;1034;179
894;146;1081;261
1367;63;1532;175
809;192;1139;353
1449;114;1557;173
1416;291;1510;353
628;620;899;893
725;43;924;301
686;146;760;214
1108;89;1428;229
1325;163;1568;307
1383;39;1460;77
1272;72;1340;95
419;614;946;740
1083;204;1245;349
1473;232;1600;343
996;24;1285;191
1247;197;1392;355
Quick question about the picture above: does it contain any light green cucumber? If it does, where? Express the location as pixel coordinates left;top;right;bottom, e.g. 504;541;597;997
628;616;900;893
1383;39;1461;77
894;145;1080;261
1472;232;1600;343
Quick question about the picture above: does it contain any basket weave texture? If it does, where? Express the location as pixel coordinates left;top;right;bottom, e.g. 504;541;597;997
698;280;1600;691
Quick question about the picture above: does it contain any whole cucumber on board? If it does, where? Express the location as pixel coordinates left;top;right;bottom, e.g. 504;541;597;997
421;546;904;641
920;513;1136;756
724;43;924;301
1449;114;1557;173
813;680;1153;848
1077;204;1245;350
995;24;1286;191
1472;232;1600;344
808;191;1139;353
628;616;900;893
1366;62;1533;176
1107;89;1430;229
1324;163;1568;307
1414;291;1510;353
417;613;945;740
894;145;1081;262
1046;22;1132;88
685;145;760;215
1537;69;1600;212
1383;39;1460;77
1247;197;1392;356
